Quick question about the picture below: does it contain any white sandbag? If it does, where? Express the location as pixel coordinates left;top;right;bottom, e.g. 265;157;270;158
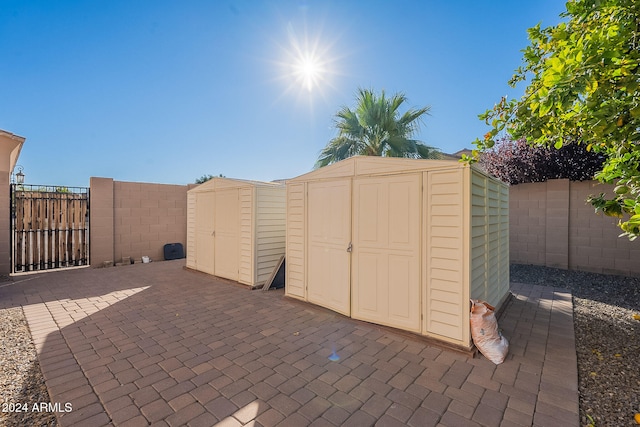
470;299;509;364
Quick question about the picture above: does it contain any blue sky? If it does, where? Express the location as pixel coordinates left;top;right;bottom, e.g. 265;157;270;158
0;0;566;187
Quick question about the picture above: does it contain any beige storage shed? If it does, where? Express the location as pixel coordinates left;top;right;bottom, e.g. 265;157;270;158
285;156;509;350
187;178;286;287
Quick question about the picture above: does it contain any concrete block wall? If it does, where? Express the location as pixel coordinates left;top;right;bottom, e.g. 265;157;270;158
509;182;548;267
510;179;640;277
90;177;189;267
89;177;116;267
568;181;640;276
543;179;570;269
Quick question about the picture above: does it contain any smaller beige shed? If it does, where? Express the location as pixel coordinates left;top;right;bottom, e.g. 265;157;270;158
286;156;509;350
187;178;286;287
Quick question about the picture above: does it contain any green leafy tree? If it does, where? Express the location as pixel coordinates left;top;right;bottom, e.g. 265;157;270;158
470;0;640;239
316;88;441;167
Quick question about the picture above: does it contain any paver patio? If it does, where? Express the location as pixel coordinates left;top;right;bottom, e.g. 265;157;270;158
0;260;579;426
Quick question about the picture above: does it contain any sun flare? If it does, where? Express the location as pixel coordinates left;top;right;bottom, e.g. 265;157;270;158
271;21;341;99
292;54;325;92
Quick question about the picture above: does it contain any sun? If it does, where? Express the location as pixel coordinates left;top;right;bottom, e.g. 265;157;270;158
292;54;325;92
284;22;331;94
270;21;341;99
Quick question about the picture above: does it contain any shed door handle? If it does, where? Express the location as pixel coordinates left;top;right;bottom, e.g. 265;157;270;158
211;231;215;236
347;242;352;252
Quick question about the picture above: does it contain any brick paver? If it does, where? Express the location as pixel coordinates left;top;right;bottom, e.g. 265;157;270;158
0;261;579;426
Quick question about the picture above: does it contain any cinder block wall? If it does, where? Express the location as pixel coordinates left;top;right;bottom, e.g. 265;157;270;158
90;178;189;266
568;181;640;275
510;179;640;277
113;181;188;264
89;177;116;267
509;181;548;266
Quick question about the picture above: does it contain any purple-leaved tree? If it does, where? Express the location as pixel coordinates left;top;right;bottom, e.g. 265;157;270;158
480;137;606;185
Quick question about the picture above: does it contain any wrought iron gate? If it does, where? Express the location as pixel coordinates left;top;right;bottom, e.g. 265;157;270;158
11;184;90;273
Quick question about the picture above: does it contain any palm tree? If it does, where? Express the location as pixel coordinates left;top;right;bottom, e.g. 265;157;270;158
316;88;441;167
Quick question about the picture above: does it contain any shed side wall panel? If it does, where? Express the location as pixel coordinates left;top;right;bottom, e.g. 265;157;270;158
498;180;510;301
425;169;465;342
238;186;254;285
286;183;306;299
186;192;197;269
470;170;510;306
487;179;502;304
470;172;488;301
256;186;286;284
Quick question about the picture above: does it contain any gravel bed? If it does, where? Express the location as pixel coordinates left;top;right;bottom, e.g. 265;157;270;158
0;306;56;426
511;264;640;427
0;266;638;426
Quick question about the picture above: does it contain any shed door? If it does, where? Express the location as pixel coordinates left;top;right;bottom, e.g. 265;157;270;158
195;192;216;275
352;174;421;332
214;188;240;281
307;180;351;316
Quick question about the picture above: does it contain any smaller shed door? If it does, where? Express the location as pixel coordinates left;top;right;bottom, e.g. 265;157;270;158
214;188;240;281
195;192;216;275
352;174;421;332
307;180;351;316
